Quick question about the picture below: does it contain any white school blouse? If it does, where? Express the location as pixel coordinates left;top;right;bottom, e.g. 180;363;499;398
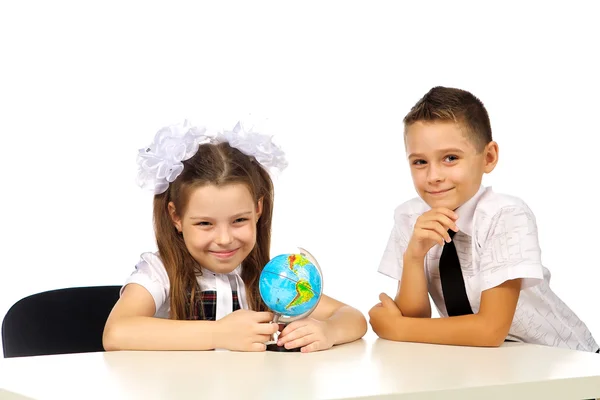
122;252;248;320
378;186;598;352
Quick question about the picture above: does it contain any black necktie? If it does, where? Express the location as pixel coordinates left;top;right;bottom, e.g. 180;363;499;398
439;230;473;317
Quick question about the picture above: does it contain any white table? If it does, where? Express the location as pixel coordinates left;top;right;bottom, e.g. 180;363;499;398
1;333;599;399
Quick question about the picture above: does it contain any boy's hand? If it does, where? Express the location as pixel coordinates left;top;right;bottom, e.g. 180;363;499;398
406;207;459;259
368;293;404;340
276;318;334;353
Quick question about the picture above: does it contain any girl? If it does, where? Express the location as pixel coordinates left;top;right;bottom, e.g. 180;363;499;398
103;121;367;352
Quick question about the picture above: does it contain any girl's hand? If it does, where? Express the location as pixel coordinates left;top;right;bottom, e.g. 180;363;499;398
276;318;334;353
215;309;278;351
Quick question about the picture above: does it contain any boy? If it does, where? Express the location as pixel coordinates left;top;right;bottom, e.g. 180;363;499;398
369;86;598;352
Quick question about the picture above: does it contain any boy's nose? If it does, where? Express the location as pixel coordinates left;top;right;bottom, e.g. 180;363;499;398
426;165;445;184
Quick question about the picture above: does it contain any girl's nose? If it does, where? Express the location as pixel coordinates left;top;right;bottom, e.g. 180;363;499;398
215;227;233;245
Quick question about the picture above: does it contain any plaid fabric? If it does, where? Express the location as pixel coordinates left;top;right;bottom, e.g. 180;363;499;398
190;290;241;321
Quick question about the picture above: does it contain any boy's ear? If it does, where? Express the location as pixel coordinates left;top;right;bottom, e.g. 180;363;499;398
483;141;499;173
168;202;183;233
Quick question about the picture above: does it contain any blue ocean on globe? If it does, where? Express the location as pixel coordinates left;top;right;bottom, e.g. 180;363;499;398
259;253;323;317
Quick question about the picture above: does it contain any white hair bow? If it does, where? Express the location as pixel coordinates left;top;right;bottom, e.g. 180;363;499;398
136;120;288;194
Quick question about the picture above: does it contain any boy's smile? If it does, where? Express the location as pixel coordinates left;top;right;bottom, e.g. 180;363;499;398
405;121;498;211
426;187;455;196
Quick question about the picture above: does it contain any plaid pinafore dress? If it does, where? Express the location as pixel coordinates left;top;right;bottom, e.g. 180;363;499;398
189;266;248;321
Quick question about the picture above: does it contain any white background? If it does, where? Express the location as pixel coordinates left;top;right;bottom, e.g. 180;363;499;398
1;1;598;355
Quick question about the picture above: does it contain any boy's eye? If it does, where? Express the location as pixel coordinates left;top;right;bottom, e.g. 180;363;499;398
412;159;427;165
444;155;459;162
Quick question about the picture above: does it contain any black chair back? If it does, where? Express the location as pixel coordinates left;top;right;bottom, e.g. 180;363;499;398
2;286;121;358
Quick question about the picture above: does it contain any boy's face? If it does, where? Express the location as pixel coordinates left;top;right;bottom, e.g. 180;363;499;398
405;121;498;211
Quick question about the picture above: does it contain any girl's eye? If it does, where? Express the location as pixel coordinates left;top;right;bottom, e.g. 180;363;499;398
195;221;212;226
234;218;248;223
412;159;426;165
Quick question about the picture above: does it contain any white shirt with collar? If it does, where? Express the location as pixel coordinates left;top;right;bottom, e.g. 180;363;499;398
122;252;248;320
378;186;598;352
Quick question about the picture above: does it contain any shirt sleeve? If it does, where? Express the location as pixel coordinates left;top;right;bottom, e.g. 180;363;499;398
478;206;545;292
377;211;414;281
122;252;170;315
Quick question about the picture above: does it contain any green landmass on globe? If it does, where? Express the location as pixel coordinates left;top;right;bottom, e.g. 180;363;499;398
286;254;314;309
259;252;323;317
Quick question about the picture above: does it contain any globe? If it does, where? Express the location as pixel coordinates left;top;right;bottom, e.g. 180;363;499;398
259;250;323;320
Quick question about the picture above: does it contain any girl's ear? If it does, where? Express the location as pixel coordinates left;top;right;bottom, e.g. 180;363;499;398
256;197;264;220
168;202;183;233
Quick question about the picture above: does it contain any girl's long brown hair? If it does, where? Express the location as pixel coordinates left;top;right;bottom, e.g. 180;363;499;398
152;142;272;319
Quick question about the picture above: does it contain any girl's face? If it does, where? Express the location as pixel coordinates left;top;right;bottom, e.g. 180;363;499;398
170;183;262;274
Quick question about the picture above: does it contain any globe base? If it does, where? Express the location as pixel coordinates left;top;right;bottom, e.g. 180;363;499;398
266;343;301;352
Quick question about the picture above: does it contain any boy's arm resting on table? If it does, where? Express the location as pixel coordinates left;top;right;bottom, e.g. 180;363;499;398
370;278;522;347
103;284;278;352
396;252;432;318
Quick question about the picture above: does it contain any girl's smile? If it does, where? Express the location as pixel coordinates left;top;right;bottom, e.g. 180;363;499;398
209;248;240;260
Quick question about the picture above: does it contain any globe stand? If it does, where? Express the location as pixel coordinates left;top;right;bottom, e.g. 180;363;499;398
265;314;302;353
266;343;301;352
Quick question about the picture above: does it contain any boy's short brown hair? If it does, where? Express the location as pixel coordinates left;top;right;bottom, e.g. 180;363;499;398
404;86;492;151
